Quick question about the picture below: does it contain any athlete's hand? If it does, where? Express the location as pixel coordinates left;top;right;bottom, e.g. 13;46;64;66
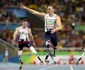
20;3;26;9
33;42;36;47
51;29;56;34
82;47;84;50
54;46;57;50
13;37;16;41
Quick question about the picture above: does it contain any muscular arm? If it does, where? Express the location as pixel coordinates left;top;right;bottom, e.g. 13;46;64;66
28;28;35;43
51;15;62;34
20;3;45;17
13;27;19;41
55;15;62;31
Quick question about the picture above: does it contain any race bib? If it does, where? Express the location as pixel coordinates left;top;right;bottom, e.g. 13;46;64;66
46;24;54;29
46;19;55;30
20;34;26;40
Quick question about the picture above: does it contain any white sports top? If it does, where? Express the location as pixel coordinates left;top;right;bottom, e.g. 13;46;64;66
45;14;56;32
18;26;29;41
5;50;8;56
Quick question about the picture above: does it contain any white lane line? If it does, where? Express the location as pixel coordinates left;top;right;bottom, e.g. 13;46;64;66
38;65;58;70
69;65;73;70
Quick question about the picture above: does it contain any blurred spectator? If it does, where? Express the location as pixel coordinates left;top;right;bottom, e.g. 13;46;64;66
4;47;9;63
0;0;85;48
11;38;18;47
1;33;7;41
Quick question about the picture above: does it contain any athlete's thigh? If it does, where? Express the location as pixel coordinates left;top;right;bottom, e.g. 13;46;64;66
18;44;24;50
25;41;32;48
51;32;58;47
45;32;51;42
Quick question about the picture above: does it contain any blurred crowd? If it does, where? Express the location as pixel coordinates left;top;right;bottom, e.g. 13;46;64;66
0;0;85;48
23;0;85;23
0;0;85;22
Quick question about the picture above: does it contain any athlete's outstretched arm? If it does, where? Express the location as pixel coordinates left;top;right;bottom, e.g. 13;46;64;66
13;27;19;41
20;3;45;17
51;15;62;34
28;28;36;46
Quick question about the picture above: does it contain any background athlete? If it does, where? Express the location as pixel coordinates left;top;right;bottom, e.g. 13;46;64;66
77;39;85;65
13;19;43;70
20;4;62;63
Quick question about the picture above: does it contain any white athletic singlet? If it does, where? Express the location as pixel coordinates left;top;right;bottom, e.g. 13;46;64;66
45;14;56;32
18;26;29;41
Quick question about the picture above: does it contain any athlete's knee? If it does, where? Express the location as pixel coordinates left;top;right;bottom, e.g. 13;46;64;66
18;50;23;56
46;41;51;47
29;46;37;55
54;46;57;50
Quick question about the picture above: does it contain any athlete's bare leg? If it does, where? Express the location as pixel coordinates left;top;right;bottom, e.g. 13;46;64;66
18;50;23;70
45;42;56;64
29;46;43;64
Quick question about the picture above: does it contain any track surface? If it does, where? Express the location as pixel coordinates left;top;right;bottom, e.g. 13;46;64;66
0;63;85;70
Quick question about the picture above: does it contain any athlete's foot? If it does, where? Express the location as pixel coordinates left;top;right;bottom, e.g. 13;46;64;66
19;65;22;70
76;61;79;65
20;59;23;65
76;60;80;65
53;61;57;64
45;60;49;63
40;60;44;64
19;60;23;70
76;58;82;65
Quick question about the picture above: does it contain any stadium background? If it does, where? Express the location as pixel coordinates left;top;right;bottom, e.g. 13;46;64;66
0;0;85;65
